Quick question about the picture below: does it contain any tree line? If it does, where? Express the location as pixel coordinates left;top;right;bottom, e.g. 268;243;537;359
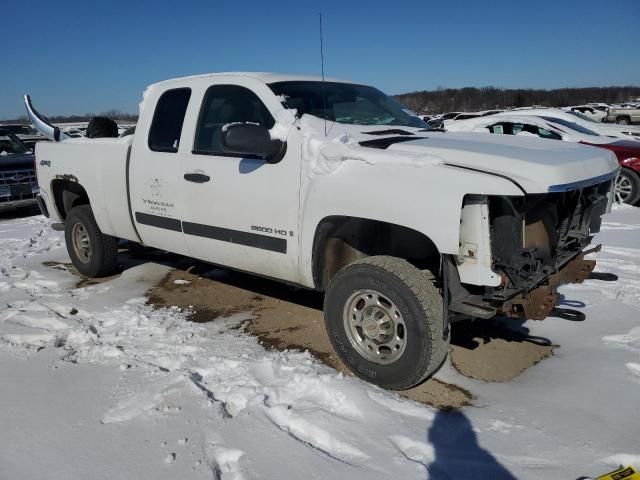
394;86;640;115
1;110;138;125
3;86;640;123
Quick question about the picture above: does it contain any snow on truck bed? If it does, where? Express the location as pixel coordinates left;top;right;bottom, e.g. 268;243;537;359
1;207;639;480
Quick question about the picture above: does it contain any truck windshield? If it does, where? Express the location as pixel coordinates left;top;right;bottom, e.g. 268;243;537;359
0;131;30;155
269;81;428;128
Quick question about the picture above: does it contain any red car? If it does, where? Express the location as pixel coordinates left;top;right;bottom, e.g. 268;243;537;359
580;139;640;205
447;114;640;205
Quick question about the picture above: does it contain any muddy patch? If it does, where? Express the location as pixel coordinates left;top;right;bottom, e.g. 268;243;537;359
449;319;556;382
146;268;472;409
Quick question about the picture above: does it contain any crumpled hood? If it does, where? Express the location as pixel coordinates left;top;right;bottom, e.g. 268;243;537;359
383;132;619;193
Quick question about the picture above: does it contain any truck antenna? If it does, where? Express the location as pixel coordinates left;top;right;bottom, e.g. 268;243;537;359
319;12;327;136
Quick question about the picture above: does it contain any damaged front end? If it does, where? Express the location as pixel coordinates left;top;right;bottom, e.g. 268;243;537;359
449;176;614;321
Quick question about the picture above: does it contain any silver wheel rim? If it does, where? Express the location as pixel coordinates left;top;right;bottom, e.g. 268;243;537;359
343;289;407;365
614;174;633;204
71;222;92;263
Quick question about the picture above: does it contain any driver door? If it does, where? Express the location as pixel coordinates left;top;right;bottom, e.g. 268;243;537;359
179;83;302;283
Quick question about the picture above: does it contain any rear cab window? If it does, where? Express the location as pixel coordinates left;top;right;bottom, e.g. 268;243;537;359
148;88;192;152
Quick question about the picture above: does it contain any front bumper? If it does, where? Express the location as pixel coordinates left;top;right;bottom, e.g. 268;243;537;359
498;245;599;320
0;197;38;212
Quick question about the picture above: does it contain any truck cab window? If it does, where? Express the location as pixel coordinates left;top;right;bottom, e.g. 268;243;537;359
148;88;191;153
193;85;274;155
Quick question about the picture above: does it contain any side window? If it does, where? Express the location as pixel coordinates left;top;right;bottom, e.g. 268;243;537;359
537;127;562;140
488;123;504;134
194;85;275;155
148;88;191;153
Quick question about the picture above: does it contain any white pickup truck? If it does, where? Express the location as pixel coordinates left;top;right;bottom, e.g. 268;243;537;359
27;72;618;390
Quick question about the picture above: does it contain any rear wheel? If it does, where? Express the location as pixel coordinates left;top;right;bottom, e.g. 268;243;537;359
616;117;631;125
614;169;640;205
65;205;118;277
324;256;447;390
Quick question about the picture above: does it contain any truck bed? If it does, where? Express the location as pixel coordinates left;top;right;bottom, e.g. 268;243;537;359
36;136;139;242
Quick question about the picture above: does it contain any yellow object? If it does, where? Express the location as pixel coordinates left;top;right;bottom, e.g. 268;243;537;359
597;466;640;480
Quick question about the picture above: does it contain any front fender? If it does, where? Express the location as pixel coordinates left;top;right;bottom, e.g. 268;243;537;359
621;156;640;173
297;161;523;287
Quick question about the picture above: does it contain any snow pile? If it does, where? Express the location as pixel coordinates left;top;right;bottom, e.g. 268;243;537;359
0;217;454;478
268;108;297;142
298;115;444;176
2;208;640;479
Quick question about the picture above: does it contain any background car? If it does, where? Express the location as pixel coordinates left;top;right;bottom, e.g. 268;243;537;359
567;105;607;122
0;123;47;149
445;114;640;205
0;129;39;212
497;108;640;141
603;105;640;125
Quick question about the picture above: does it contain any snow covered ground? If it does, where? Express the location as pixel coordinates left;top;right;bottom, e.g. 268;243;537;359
1;206;639;480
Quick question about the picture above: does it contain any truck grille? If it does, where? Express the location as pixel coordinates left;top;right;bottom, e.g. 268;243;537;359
0;168;38;204
487;179;612;298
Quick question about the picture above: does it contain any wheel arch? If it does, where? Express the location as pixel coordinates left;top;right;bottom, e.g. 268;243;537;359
50;178;90;220
311;215;441;291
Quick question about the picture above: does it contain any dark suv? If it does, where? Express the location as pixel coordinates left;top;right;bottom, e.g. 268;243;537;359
0;129;39;212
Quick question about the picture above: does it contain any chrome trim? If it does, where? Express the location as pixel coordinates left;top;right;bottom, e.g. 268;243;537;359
23;94;70;142
548;169;619;193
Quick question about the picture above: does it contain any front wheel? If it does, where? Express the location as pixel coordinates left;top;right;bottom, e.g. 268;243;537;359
615;169;640;205
65;205;118;277
616;117;631;125
324;256;447;390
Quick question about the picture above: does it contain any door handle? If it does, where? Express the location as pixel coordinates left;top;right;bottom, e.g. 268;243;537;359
184;172;211;183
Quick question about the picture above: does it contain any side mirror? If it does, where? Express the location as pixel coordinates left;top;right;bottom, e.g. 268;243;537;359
222;123;285;163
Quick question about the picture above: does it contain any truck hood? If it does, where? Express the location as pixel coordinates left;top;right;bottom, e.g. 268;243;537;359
384;132;619;193
294;115;618;193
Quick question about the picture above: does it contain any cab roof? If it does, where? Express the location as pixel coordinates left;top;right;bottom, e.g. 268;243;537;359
149;72;363;89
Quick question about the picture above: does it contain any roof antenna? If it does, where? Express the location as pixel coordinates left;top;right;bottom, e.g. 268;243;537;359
319;12;327;137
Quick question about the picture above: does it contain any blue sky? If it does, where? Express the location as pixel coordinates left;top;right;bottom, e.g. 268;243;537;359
2;0;638;119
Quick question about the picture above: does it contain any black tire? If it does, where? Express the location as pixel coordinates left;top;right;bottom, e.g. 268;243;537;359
65;205;118;277
616;169;640;205
324;256;447;390
86;116;119;138
616;117;631;125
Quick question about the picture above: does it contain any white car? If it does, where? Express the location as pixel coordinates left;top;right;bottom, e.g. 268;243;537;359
499;108;640;141
445;114;640;205
26;72;617;390
566;105;607;122
441;110;503;128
